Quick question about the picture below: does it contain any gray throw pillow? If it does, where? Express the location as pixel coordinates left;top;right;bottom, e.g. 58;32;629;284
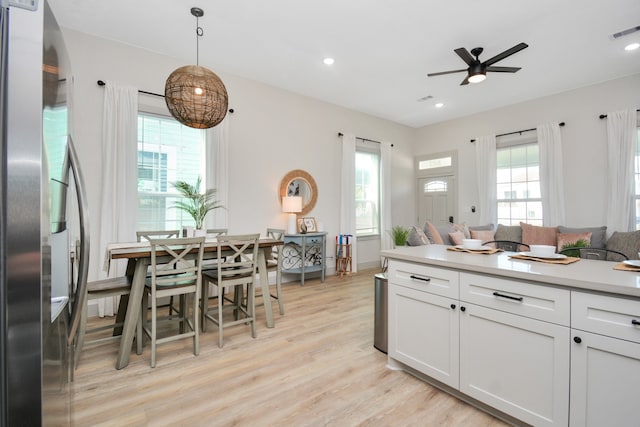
494;224;522;243
606;230;640;260
406;226;430;246
557;225;607;249
469;224;494;232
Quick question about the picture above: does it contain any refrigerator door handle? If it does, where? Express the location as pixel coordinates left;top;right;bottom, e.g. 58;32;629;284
66;135;90;347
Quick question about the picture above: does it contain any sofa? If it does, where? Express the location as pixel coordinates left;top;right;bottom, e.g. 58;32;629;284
406;221;640;260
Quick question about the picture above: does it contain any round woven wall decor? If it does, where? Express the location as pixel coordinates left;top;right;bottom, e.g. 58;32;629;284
165;65;228;129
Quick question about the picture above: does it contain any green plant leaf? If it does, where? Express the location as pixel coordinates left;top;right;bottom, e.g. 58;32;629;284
171;177;223;229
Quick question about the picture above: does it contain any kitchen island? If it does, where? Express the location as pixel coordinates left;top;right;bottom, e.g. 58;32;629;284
380;244;640;427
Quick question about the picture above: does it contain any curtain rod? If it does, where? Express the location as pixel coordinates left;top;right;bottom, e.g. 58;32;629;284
599;109;640;119
337;132;394;147
96;80;234;113
470;122;565;143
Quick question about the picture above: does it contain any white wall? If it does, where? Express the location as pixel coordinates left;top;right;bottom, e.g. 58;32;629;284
61;29;416;279
415;74;640;229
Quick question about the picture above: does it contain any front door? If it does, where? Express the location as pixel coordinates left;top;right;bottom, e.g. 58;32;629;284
418;176;455;226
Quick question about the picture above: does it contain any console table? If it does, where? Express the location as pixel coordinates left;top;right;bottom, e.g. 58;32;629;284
282;232;326;285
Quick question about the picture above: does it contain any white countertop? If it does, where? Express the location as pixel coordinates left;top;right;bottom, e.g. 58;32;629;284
381;245;640;299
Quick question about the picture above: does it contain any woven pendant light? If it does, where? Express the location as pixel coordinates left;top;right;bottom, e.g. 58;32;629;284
165;7;228;129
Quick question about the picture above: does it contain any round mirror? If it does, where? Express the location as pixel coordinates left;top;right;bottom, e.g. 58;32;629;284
279;169;317;216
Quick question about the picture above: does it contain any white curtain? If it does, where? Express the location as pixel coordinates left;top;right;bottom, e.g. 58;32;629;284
205;117;229;229
379;141;393;265
474;135;497;225
340;133;357;273
96;81;138;316
538;122;565;226
606;109;637;233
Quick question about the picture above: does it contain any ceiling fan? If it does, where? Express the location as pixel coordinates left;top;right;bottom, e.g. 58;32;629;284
427;42;528;85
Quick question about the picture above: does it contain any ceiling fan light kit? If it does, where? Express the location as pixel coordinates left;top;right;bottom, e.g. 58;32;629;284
428;42;528;85
165;7;229;129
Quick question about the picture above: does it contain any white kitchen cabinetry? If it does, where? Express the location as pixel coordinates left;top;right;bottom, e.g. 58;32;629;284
388;284;459;387
388;262;460;388
569;291;640;427
459;273;570;427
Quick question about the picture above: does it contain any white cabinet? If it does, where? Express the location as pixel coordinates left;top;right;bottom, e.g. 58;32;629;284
388;283;459;388
387;261;460;387
569;292;640;427
459;304;570;426
459;272;570;427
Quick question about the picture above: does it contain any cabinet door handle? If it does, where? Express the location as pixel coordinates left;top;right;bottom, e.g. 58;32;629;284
450;304;456;310
573;336;582;344
460;306;466;312
409;275;431;283
492;291;523;302
632;319;640;326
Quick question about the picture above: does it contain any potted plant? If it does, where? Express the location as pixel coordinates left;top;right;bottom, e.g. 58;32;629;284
390;225;410;247
172;177;223;233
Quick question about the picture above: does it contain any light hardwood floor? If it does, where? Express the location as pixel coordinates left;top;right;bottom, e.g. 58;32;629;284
70;268;508;427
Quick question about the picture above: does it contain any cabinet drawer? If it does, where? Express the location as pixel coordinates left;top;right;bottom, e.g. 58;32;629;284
460;272;570;326
388;260;458;299
572;291;640;344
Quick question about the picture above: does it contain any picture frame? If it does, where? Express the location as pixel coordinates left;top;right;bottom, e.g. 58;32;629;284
297;217;317;233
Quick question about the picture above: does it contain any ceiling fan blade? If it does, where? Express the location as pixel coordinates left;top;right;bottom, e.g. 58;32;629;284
486;66;521;73
427;69;468;77
454;48;475;66
460;75;470;86
483;42;528;66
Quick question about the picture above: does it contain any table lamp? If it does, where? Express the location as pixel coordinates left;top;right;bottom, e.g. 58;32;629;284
282;196;302;234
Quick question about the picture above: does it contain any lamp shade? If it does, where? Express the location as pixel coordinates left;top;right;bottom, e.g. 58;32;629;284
165;65;228;129
282;196;302;213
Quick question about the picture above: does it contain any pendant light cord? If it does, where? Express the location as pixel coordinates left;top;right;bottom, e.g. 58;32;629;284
195;17;203;66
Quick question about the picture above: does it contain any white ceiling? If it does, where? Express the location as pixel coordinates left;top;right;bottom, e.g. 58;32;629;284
48;0;640;128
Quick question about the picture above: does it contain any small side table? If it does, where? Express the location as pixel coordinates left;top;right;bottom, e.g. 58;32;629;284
335;243;352;277
282;232;327;285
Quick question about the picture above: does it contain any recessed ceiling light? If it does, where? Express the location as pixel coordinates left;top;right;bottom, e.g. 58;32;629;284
435;103;444;108
624;42;640;51
323;57;335;65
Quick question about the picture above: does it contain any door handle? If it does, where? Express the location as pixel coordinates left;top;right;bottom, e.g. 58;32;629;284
449;216;454;223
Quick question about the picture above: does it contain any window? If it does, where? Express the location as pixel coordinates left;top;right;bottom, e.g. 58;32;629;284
634;127;640;229
137;112;205;231
496;143;542;226
355;149;380;236
425;180;447;192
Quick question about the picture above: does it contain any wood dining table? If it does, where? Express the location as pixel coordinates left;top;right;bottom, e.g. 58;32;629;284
105;238;283;369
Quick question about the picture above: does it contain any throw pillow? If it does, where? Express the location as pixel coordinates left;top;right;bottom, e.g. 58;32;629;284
494;224;522;242
557;225;607;249
557;231;592;253
448;231;465;246
469;224;494;232
470;229;496;247
606;230;640;260
452;222;471;239
520;222;558;246
407;226;430;246
423;221;444;244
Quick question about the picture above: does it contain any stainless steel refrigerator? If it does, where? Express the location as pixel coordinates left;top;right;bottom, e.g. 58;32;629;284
1;1;85;424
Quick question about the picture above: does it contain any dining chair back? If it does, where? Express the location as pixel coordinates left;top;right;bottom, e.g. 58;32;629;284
482;240;530;252
141;236;205;367
264;228;285;315
201;233;261;348
136;229;180;242
206;228;228;238
559;247;629;262
137;229;181;317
